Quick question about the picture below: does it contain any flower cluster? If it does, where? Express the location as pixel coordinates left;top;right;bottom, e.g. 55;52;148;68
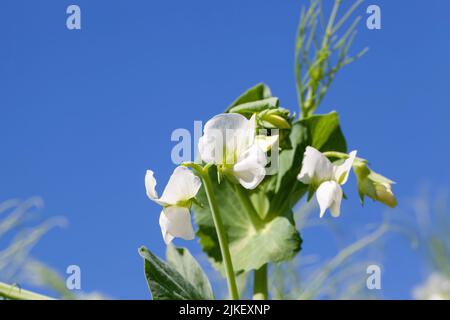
145;113;275;243
145;115;397;243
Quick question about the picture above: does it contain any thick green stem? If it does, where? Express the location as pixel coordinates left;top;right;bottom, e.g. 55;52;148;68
0;282;55;300
253;264;268;300
201;169;239;300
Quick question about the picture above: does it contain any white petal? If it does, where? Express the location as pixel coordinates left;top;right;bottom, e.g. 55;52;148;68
333;150;357;185
161;206;195;242
237;114;257;155
329;184;343;218
297;146;333;184
198;134;217;164
254;134;279;152
199;113;255;165
159;211;175;244
233;145;267;189
159;166;201;205
316;181;343;218
145;170;158;200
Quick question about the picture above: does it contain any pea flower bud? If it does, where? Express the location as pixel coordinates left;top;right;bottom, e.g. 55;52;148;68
353;161;397;208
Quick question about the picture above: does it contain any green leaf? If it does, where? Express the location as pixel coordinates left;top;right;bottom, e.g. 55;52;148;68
248;189;270;220
300;111;347;153
226;83;273;112
193;169;301;273
270;122;309;214
166;245;214;300
139;246;213;300
227;97;279;116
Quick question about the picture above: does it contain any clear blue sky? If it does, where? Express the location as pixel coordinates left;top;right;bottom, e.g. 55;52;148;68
1;0;449;299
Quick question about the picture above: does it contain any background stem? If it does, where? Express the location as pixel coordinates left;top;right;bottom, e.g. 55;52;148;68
253;264;268;300
0;282;54;300
201;170;239;300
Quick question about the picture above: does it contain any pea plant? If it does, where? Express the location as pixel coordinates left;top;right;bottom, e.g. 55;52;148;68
140;0;397;300
0;0;396;301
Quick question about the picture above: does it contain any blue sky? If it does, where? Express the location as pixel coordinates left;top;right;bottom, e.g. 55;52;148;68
1;0;449;299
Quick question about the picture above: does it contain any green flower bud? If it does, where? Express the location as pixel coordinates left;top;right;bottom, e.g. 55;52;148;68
353;161;397;208
257;108;292;129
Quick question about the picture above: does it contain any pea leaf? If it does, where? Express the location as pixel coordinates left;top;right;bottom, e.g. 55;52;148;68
193;169;301;273
300;111;347;152
226;83;273;111
166;245;214;300
227;97;279;115
269;121;309;214
139;246;213;300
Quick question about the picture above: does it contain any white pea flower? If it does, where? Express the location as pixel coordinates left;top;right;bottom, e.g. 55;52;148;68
297;146;357;218
198;113;275;190
145;166;201;244
413;273;450;300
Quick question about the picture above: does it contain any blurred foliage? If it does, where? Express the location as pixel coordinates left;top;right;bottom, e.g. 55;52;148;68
0;197;63;281
263;188;450;300
0;198;107;300
411;189;450;299
269;201;388;300
2;192;450;300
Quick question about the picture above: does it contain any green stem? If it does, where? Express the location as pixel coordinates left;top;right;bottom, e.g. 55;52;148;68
322;0;341;48
234;185;267;300
0;282;55;300
234;184;264;230
201;169;239;300
253;264;268;300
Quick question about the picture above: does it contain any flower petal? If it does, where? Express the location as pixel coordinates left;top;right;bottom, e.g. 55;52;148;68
297;146;333;184
145;170;159;200
333;150;357;185
254;134;279;152
161;206;195;242
233;145;267;189
316;181;343;218
159;210;175;244
198;131;220;164
374;182;397;208
329;184;343;218
199;113;255;165
159;166;201;205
